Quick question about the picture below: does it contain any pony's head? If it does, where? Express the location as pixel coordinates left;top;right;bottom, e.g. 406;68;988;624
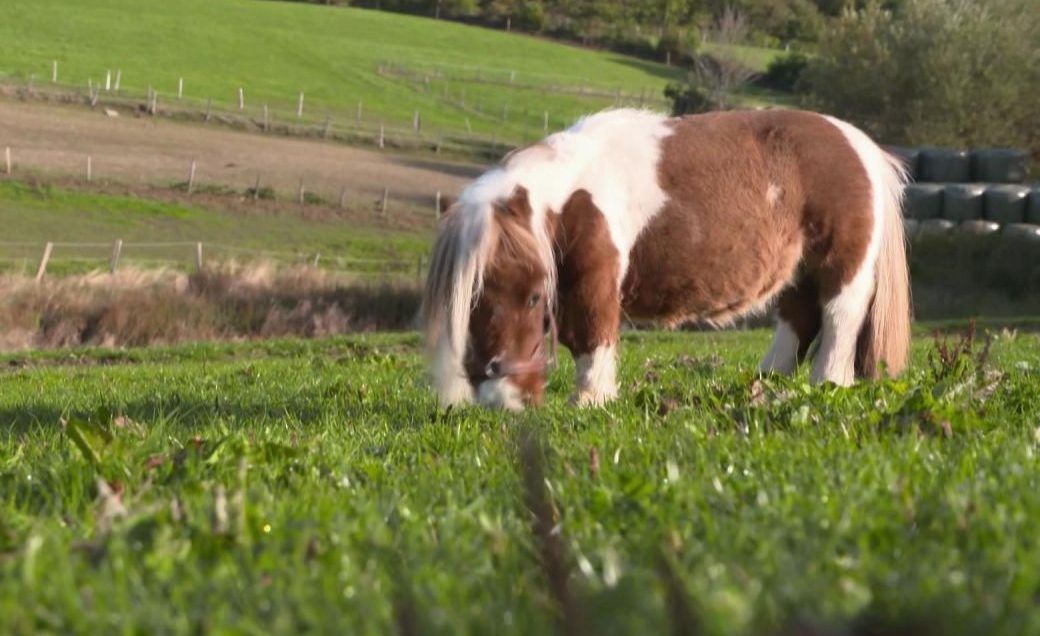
422;182;557;410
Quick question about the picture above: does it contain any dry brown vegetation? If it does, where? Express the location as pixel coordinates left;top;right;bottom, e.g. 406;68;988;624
0;263;421;351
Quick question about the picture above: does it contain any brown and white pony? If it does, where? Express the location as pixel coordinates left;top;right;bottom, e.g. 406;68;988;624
422;108;910;409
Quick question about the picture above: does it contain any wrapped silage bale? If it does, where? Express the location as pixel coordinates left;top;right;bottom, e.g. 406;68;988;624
1027;187;1040;225
970;149;1029;183
1002;223;1040;242
957;219;1000;235
904;183;944;220
918;218;956;236
918;148;971;183
983;185;1029;224
885;146;921;181
942;183;986;222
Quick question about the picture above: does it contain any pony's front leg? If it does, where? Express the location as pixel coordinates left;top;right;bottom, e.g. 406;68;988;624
557;281;621;407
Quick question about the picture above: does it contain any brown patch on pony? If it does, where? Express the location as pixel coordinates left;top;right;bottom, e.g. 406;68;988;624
775;278;821;363
465;186;550;403
555;190;620;356
621;110;873;327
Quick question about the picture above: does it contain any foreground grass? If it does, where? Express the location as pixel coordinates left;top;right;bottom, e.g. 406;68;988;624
1;327;1039;633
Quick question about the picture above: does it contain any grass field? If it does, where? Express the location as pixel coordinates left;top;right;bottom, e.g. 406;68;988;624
0;180;428;275
2;326;1038;634
0;0;690;140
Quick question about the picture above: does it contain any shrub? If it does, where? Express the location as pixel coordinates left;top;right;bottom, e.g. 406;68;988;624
756;51;810;92
802;0;1040;155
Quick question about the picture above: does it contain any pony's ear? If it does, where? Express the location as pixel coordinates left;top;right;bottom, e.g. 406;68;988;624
494;186;531;221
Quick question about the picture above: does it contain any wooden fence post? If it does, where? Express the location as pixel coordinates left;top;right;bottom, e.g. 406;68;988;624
4;146;10;175
105;70;111;91
380;188;389;215
378;123;385;149
435;190;442;218
113;69;121;92
204;97;212;123
86;155;92;182
194;242;203;271
263;104;269;132
35;242;53;283
543;111;549;133
323;114;331;139
52;60;58;83
356;101;362;124
253;173;261;200
312;254;321;267
435;132;442;155
177;77;184;100
109;239;123;274
149;89;158;115
238;87;244;110
338;186;347;209
413;110;420;133
297;91;304;119
187;159;197;194
297;178;305;204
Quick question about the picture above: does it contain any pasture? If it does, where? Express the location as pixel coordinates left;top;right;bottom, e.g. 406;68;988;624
0;0;689;140
2;327;1038;634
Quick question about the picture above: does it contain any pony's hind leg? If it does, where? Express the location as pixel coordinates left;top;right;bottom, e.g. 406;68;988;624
759;281;821;375
811;265;874;386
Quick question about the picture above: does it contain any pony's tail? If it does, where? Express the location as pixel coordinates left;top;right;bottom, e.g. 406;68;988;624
856;151;911;378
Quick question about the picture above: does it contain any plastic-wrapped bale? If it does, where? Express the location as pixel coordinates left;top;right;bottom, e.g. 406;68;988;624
903;183;944;220
885;146;920;181
983;185;1029;224
1002;223;1040;242
902;218;920;239
918;148;971;183
1027;188;1040;225
957;219;1000;235
971;149;1029;183
917;218;955;236
942;183;986;222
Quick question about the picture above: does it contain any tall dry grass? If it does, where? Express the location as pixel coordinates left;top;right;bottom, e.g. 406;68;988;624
0;263;421;351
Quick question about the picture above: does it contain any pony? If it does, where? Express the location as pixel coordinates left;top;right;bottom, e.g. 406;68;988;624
422;108;910;409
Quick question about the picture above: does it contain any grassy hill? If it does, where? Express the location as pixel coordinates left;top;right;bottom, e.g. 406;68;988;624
0;0;685;140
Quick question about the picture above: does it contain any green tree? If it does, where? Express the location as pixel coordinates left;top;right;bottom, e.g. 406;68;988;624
803;0;1040;153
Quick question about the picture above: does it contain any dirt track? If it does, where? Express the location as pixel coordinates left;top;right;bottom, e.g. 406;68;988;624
0;99;484;206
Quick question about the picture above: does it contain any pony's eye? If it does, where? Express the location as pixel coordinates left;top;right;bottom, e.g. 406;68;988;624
527;292;541;309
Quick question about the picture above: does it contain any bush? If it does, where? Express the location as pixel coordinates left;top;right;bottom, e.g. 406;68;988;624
802;0;1040;155
756;51;810;92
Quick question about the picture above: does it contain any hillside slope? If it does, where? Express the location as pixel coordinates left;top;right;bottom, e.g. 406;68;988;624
0;0;681;139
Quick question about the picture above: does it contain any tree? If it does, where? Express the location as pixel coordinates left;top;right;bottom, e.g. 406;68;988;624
802;0;1040;153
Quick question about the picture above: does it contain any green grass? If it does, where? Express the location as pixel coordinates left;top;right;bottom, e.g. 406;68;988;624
0;181;428;273
0;0;685;140
2;326;1039;633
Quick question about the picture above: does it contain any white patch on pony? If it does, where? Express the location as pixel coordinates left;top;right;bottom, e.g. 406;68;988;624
424;109;673;406
477;377;524;411
574;344;618;406
431;335;474;406
812;116;889;386
766;182;782;207
759;320;799;375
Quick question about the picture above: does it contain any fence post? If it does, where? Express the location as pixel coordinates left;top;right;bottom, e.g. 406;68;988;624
34;242;53;283
187;159;197;194
238;87;244;110
253;173;261;200
543;111;549;133
149;89;158;115
263;104;269;132
194;242;203;272
177;77;184;100
435;190;441;218
86;155;92;182
323;114;331;139
378;123;385;149
380;188;389;215
297;178;305;204
204;97;212;123
312;253;320;267
297;91;304;119
105;70;111;91
413;110;420;133
356;101;362;124
113;69;121;92
435;132;442;155
52;60;58;83
4;146;10;175
338;186;347;209
109;239;123;274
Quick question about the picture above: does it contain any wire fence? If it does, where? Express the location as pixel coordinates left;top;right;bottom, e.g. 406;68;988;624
0;240;429;283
